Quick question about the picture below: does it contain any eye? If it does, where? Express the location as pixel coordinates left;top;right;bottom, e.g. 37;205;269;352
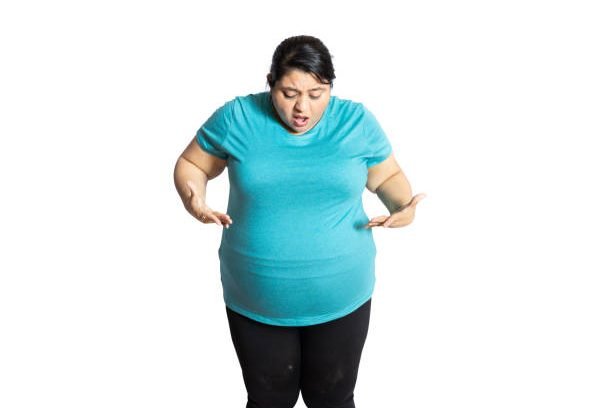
283;92;297;99
310;94;322;99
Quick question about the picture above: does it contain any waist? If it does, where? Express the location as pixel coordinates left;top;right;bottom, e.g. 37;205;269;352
219;241;376;279
221;224;375;261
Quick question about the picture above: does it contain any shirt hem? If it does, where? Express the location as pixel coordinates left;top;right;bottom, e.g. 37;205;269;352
224;287;375;327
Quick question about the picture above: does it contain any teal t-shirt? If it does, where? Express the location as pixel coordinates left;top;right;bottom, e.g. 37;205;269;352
196;91;392;326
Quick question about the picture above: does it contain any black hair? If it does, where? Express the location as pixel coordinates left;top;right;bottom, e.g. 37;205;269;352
266;35;336;90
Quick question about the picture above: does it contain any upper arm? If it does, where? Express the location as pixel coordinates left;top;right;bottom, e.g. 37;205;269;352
179;136;228;180
366;153;402;193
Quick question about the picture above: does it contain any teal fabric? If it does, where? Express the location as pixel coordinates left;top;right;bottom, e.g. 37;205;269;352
196;91;392;326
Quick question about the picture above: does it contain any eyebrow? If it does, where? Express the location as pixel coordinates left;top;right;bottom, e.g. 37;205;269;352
281;86;325;93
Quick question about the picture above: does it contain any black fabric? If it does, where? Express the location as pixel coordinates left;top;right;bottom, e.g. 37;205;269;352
226;298;372;408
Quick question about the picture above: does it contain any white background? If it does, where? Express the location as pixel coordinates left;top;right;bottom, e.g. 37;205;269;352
1;0;611;407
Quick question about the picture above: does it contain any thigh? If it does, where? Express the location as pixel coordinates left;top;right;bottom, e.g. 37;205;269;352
299;298;372;408
226;307;301;408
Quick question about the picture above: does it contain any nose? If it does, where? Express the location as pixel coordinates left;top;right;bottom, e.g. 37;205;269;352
294;97;307;113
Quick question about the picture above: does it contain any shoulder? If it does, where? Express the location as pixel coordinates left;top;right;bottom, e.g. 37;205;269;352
212;92;265;113
230;91;272;120
327;95;367;120
232;91;270;109
330;96;387;141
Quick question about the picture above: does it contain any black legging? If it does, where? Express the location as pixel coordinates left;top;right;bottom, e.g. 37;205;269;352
225;298;372;408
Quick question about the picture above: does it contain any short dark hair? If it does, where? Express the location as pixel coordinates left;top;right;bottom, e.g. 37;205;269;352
266;35;336;89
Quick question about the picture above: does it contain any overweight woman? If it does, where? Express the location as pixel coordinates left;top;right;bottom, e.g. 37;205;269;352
173;35;426;408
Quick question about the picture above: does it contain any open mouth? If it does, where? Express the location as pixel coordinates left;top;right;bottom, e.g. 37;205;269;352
292;116;309;127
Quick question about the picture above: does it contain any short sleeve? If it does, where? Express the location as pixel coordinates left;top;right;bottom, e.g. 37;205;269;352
195;100;233;160
362;105;393;168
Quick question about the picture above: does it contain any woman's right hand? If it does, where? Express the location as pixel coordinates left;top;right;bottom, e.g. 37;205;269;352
184;181;233;228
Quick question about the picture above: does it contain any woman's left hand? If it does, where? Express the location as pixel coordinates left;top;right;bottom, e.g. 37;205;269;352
364;193;427;229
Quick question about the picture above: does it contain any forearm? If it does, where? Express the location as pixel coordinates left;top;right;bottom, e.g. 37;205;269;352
375;170;413;213
174;156;209;205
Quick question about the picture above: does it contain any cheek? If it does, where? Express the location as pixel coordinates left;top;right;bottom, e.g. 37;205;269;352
278;100;293;113
273;99;290;117
314;103;327;117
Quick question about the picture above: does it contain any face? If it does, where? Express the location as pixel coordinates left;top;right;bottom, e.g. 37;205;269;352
270;69;331;135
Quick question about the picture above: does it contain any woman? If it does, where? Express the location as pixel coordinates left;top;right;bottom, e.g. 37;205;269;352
174;35;425;408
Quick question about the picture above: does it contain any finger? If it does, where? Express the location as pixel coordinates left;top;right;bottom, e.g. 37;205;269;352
195;210;212;224
206;213;222;226
214;212;233;227
218;214;232;228
217;213;233;223
364;217;388;228
364;222;384;229
366;219;386;227
369;215;388;223
382;215;396;227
